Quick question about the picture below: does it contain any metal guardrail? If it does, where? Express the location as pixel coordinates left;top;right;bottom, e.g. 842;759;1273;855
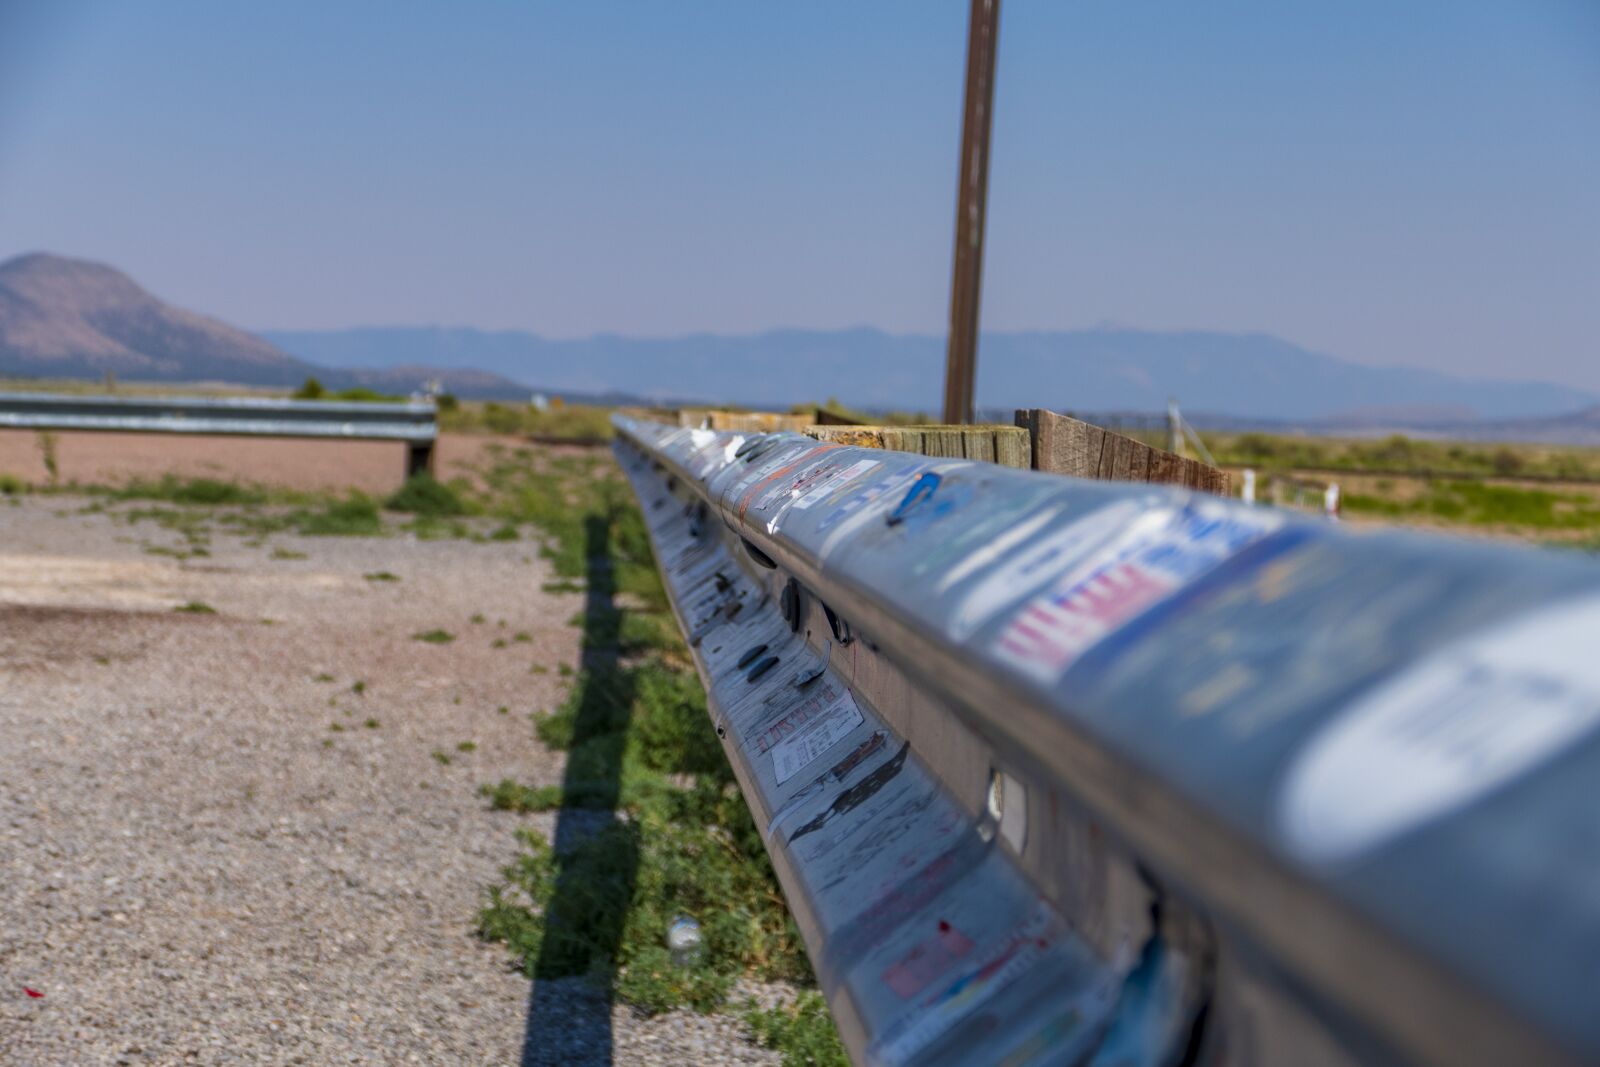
613;413;1600;1067
0;391;438;476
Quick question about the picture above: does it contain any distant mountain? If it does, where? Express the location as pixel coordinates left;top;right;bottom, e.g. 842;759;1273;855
8;253;1593;424
262;325;1597;422
0;253;529;398
0;252;316;384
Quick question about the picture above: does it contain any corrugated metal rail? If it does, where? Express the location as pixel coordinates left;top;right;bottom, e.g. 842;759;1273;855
0;391;438;475
613;413;1600;1067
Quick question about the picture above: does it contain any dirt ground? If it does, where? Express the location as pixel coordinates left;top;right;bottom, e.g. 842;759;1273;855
0;430;547;495
0;493;775;1065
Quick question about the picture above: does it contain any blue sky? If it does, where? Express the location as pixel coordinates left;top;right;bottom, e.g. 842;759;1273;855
1;1;1596;390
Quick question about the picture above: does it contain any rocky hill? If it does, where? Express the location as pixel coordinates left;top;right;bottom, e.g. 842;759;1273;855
0;253;530;398
0;253;317;384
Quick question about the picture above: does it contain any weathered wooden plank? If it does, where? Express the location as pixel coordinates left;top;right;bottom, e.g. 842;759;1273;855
1014;409;1044;468
804;426;889;450
1017;408;1107;478
1106;433;1138;481
963;430;996;464
993;427;1030;469
1196;466;1233;497
882;427;926;456
921;427;966;459
1146;447;1183;487
1125;438;1152;483
1017;407;1229;492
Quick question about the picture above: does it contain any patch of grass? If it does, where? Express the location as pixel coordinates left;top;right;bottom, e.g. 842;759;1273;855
1343;480;1600;530
432;749;453;766
470;435;828;1035
385;473;467;517
456;740;477;753
492;638;508;649
413;629;456;644
292;377;401;403
489;522;520;541
145;543;209;560
513;631;532;643
482;646;807;1016
0;473;24;495
113;475;266;506
329;722;345;733
271;547;308;560
439;400;616;441
542;579;585;594
471;613;486;624
173;601;216;614
351;680;366;695
364;718;381;729
498;705;510;715
744;993;849;1067
1215;431;1600;483
364;571;401;582
481;779;564;812
313;673;336;683
295;493;382;536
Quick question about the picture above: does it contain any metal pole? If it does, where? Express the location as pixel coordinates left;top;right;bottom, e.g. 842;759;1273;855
942;0;1002;425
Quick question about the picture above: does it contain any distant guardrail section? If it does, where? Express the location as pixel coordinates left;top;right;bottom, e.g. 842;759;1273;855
0;390;437;475
614;412;1600;1067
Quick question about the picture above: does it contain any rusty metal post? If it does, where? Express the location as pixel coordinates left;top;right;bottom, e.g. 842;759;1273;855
942;0;1002;425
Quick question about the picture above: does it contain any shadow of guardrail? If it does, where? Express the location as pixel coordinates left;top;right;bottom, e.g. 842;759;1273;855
519;514;639;1066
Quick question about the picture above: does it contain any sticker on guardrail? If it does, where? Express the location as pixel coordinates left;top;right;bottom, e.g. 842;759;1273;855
761;457;882;534
1280;593;1600;864
944;499;1145;641
770;685;866;784
868;901;1063;1067
816;461;944;557
991;502;1280;682
790;458;882;512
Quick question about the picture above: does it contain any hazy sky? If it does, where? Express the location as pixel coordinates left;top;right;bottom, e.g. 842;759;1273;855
2;1;1597;389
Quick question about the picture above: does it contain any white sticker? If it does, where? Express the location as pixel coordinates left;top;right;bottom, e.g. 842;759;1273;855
789;458;882;512
770;687;865;784
1280;594;1600;864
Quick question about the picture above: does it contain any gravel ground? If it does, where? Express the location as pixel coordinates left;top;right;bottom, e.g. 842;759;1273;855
0;495;778;1066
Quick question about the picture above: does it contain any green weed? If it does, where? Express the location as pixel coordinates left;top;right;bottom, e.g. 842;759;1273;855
413;629;455;644
173;601;216;614
295;493;382;536
481;779;564;812
1343;480;1600;529
744;993;849;1067
385;473;467;517
114;475;266;506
